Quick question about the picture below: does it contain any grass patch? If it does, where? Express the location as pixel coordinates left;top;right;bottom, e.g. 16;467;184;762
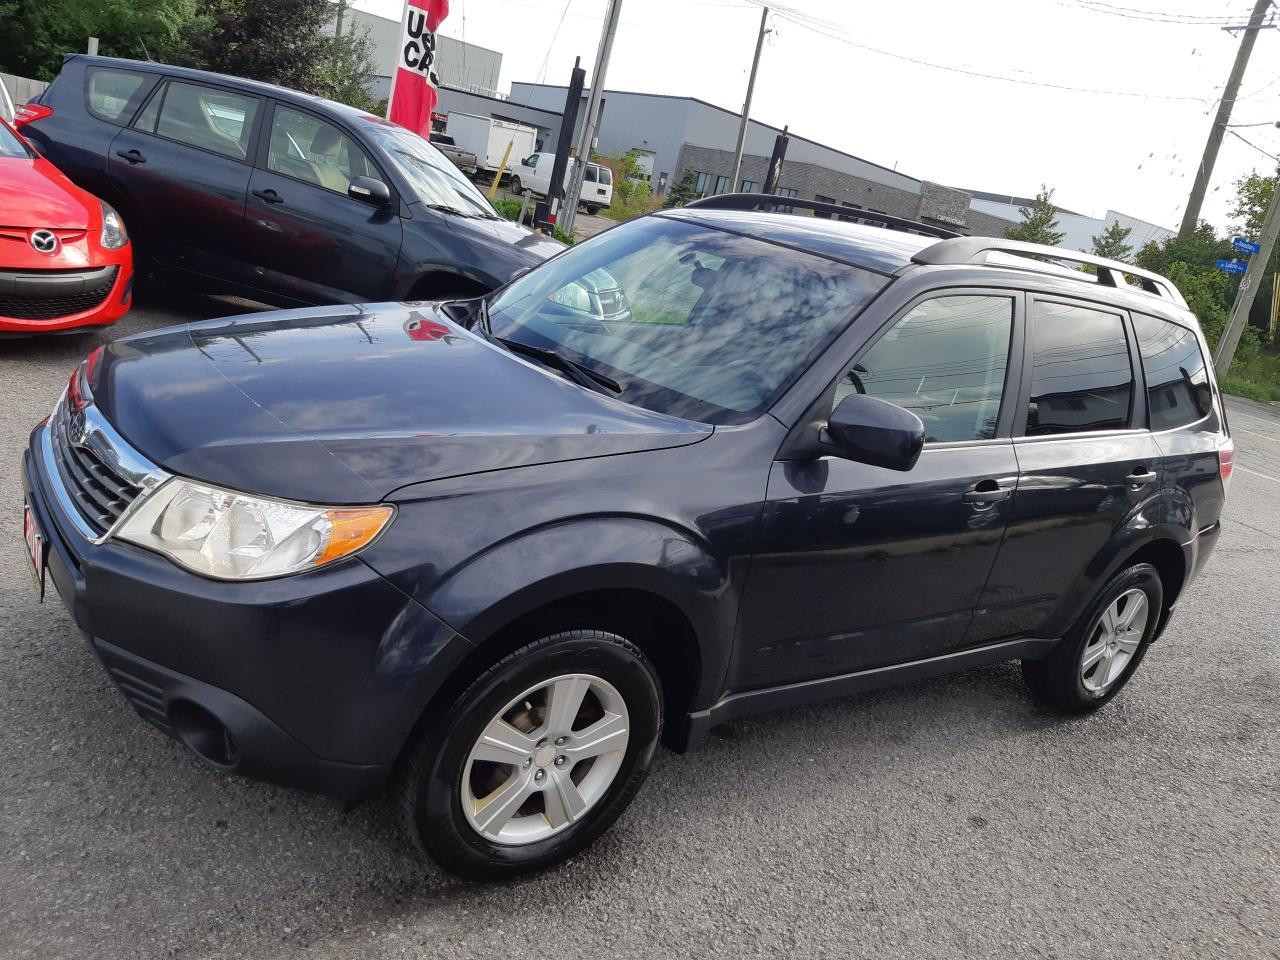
1220;345;1280;403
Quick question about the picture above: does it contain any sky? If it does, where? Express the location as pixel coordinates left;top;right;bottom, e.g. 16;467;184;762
357;0;1280;234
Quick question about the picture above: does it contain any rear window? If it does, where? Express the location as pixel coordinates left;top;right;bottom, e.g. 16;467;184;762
1133;313;1214;431
1026;300;1134;436
86;68;147;122
598;166;613;185
584;164;598;183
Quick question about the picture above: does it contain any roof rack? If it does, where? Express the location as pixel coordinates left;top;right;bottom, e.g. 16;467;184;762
684;193;961;240
912;237;1187;308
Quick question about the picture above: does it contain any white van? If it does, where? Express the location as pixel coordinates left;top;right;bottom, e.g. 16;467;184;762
510;153;613;213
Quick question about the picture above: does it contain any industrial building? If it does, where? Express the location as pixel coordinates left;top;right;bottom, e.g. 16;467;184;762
330;6;503;101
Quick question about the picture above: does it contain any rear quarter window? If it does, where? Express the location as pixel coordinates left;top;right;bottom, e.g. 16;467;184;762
86;68;149;123
1133;313;1214;431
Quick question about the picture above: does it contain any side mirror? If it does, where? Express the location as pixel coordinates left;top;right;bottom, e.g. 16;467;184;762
348;176;391;206
825;394;925;472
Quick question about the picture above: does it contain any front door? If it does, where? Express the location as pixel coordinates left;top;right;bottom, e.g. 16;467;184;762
242;103;402;304
108;79;261;285
968;295;1163;645
733;292;1023;690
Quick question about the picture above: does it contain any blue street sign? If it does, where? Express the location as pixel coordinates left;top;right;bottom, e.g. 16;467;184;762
1233;237;1262;255
1217;258;1247;274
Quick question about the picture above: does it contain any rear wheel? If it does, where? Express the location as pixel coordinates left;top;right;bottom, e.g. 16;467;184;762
1022;562;1162;713
586;204;601;215
397;629;662;879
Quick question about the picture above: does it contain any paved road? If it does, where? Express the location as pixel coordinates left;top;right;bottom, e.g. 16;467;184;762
1;297;1277;960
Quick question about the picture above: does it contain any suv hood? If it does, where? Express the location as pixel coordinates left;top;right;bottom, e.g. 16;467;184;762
90;303;710;503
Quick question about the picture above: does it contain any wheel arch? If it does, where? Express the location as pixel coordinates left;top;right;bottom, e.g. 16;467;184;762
402;269;495;301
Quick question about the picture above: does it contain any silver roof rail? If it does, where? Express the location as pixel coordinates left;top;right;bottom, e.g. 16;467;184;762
911;237;1188;308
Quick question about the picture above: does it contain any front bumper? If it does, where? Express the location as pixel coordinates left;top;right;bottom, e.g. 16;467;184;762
23;423;472;801
0;257;133;334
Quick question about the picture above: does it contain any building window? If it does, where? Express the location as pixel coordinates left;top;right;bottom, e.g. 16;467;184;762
813;194;836;218
741;179;759;193
694;172;711;196
775;187;799;198
841;201;863;209
713;175;731;195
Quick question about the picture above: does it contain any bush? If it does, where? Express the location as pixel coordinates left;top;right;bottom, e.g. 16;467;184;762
492;198;524;222
553;226;575;246
594;151;663;223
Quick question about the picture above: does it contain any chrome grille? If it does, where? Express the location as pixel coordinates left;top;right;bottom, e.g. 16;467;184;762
50;398;142;534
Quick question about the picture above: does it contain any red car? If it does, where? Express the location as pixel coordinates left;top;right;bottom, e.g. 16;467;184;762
0;116;132;335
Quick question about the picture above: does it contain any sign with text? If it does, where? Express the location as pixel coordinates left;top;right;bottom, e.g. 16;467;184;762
388;0;450;137
1216;258;1247;275
1233;237;1262;256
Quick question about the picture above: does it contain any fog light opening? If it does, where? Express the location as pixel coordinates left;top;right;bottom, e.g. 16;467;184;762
169;700;239;770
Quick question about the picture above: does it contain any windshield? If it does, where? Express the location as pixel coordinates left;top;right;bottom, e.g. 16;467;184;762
360;117;496;217
487;216;886;423
0;121;31;159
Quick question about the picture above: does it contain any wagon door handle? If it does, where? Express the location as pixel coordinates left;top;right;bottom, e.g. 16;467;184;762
963;479;1014;505
252;188;284;204
115;149;146;164
1125;467;1158;487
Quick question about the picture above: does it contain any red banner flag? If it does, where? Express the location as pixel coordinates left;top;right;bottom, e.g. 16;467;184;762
388;0;450;137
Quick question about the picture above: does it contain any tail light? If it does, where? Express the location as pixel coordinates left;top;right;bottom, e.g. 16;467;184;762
1218;437;1234;493
13;104;53;128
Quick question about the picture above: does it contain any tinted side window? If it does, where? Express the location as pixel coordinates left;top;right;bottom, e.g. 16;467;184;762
86;69;147;122
1133;313;1213;431
267;106;376;193
837;295;1013;443
1026;301;1133;436
155;82;259;159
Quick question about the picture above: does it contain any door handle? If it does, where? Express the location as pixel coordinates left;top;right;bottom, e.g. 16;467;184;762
1125;468;1158;487
963;480;1014;505
115;149;146;164
252;188;284;204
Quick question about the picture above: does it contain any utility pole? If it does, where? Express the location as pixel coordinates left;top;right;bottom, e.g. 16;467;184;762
729;6;769;195
1214;163;1280;371
562;0;623;237
1178;0;1273;238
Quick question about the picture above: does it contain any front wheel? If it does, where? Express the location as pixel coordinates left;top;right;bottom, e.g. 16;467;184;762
508;175;522;195
397;629;662;879
1022;562;1163;713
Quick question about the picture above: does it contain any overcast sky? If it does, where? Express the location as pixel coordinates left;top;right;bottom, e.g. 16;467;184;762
358;0;1280;233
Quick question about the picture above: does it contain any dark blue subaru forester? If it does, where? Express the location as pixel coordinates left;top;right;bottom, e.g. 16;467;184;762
22;195;1229;878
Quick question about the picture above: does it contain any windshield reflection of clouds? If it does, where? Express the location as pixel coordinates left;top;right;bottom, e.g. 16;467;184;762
488;217;886;424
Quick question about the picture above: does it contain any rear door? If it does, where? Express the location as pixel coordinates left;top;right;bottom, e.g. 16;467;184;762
108;79;261;286
968;295;1163;645
733;290;1023;689
241;102;402;304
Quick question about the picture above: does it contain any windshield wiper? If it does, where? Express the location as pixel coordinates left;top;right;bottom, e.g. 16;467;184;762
495;336;622;394
422;202;496;220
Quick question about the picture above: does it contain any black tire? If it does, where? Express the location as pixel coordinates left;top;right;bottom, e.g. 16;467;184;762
586;204;600;215
397;629;662;880
1022;562;1163;713
508;175;522;195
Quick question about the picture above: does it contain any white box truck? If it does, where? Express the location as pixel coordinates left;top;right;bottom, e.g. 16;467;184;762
446;113;538;182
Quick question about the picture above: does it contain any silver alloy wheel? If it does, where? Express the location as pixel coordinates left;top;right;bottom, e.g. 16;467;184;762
1080;587;1149;694
461;673;630;846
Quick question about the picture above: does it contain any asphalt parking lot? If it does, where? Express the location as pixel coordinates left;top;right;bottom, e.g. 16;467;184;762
1;293;1277;960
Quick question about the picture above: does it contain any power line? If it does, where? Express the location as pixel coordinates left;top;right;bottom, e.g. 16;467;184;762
1226;127;1280;160
737;3;1227;104
1057;0;1272;25
536;0;575;85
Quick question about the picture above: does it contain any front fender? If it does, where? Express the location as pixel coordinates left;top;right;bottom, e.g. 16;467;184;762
430;517;736;709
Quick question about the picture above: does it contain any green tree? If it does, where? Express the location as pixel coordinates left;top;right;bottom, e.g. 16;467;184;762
1090;221;1133;263
1135;221;1235;349
0;0;202;80
663;169;699;208
1004;184;1065;246
1228;170;1278;333
184;0;375;107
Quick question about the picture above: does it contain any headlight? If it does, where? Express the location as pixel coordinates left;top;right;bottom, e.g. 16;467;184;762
99;200;128;249
116;479;393;580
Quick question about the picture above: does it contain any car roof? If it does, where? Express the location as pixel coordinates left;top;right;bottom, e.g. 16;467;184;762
69;54;375;124
659;207;937;275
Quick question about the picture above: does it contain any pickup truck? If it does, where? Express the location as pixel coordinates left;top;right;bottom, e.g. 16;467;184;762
429;133;479;178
